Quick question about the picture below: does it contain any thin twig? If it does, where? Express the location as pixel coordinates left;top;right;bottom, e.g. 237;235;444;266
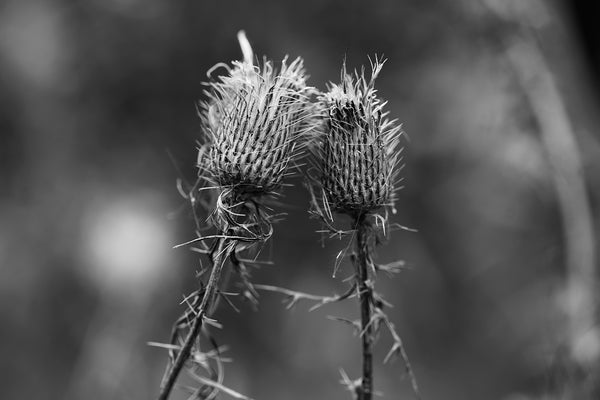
379;311;421;399
253;282;356;311
189;374;255;400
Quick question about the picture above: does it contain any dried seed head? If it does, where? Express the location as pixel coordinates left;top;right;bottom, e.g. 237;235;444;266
199;39;313;196
316;59;402;216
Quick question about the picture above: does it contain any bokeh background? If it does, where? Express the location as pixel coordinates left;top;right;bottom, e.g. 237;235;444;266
1;0;600;399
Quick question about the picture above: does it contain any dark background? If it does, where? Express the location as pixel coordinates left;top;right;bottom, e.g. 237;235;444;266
1;0;599;399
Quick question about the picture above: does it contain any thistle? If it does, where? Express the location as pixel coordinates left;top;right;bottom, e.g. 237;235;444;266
319;60;402;217
311;59;418;400
157;32;314;400
201;50;309;197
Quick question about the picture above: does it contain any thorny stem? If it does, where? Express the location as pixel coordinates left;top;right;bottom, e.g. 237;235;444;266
355;214;374;400
158;237;229;400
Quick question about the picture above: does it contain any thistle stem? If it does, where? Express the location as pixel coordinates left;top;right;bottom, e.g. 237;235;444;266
355;214;373;400
158;236;229;400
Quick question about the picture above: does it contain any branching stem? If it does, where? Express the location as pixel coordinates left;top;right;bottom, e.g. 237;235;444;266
158;236;229;400
355;214;374;400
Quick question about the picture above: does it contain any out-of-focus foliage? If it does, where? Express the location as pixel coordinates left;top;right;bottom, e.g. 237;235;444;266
1;0;599;399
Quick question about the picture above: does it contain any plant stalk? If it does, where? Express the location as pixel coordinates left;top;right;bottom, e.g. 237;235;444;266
158;237;228;400
355;214;373;400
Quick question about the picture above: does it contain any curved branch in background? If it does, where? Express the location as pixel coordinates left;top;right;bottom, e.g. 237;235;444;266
507;39;598;365
483;0;598;367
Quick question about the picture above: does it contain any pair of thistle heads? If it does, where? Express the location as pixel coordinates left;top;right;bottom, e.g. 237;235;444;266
198;32;403;230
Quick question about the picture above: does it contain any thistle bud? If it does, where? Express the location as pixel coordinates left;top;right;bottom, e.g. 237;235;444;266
199;40;312;196
317;60;402;216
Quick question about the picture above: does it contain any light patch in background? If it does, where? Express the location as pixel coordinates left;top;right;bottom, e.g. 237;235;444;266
498;133;546;180
0;0;69;88
81;191;173;297
92;0;169;19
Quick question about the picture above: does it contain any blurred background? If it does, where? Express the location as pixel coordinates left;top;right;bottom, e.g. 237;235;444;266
1;0;599;399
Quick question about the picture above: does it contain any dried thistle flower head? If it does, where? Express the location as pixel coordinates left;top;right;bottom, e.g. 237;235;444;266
199;33;313;196
316;58;403;216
